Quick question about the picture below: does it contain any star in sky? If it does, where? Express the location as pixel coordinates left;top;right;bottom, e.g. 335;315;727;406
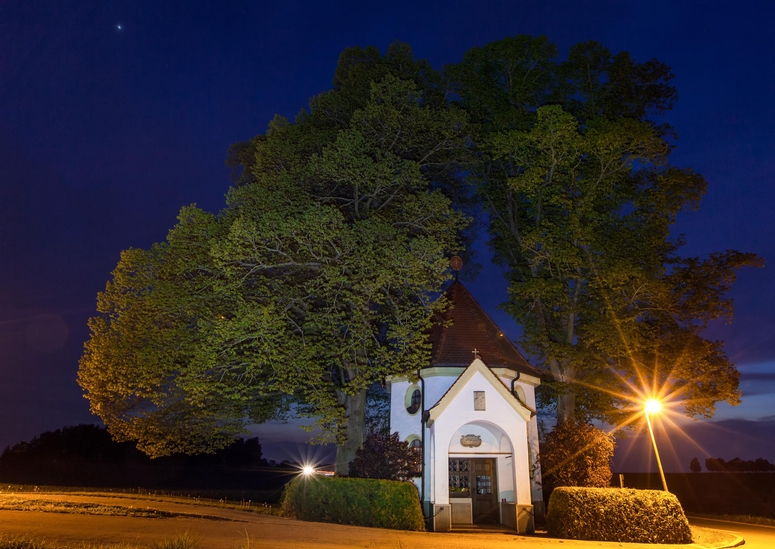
116;24;122;31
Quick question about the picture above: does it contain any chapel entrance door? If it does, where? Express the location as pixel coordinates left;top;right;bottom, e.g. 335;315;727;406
472;458;498;523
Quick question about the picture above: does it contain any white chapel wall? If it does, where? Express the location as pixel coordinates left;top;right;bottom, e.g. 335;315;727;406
388;378;420;442
390;365;540;507
388;373;460;443
494;375;543;503
430;369;532;506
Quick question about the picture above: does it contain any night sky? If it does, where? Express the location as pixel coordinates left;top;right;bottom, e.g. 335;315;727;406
2;1;773;472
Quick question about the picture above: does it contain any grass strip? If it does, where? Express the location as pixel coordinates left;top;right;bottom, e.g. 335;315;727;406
0;533;142;549
0;532;204;549
0;495;231;521
57;493;282;516
691;513;775;527
0;486;282;516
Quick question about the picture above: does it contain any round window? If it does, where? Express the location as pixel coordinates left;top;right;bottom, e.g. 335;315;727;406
405;387;422;415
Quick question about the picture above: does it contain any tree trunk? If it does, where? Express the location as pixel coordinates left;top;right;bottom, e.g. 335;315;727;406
556;391;576;426
547;357;576;425
334;388;368;475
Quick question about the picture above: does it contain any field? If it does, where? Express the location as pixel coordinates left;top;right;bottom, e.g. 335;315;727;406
617;472;775;518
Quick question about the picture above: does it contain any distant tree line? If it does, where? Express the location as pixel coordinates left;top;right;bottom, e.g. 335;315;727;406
0;425;267;469
690;456;775;472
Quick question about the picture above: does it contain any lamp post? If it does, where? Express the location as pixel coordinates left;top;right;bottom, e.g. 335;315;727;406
644;398;669;492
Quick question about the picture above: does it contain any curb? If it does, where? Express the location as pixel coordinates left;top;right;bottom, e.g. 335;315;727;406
692;534;745;549
687;517;746;549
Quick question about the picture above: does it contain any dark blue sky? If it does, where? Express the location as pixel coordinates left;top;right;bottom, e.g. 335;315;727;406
1;0;773;470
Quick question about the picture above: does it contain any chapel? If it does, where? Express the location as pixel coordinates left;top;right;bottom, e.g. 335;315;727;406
387;275;543;533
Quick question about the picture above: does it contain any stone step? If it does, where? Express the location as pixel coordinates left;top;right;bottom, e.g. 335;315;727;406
449;525;516;534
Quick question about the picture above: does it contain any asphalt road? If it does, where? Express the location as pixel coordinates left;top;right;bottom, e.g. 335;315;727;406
689;516;775;549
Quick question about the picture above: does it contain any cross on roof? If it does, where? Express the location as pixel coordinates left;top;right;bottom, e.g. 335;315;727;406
472;348;479;357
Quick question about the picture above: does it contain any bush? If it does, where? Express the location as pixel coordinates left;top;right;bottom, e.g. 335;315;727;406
281;475;424;531
547;487;692;544
539;421;615;497
348;432;421;480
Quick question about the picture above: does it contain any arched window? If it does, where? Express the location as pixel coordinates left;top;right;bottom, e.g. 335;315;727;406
409;438;422;454
405;436;423;477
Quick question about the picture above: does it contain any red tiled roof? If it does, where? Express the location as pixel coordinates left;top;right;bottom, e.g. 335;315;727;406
428;282;541;377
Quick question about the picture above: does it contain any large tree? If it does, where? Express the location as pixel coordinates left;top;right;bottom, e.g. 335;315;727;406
450;35;762;425
80;47;470;473
78;209;280;457
81;36;760;473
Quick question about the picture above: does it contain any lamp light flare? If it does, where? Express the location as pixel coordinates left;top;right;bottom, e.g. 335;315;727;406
643;397;669;492
302;465;315;476
645;398;662;414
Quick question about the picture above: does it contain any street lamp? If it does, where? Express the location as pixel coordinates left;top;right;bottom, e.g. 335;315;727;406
302;465;315;476
644;398;669;492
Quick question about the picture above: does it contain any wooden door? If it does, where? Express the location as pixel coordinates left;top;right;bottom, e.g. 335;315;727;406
472;458;498;523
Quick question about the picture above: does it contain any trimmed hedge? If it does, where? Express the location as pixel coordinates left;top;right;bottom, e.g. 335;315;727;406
281;475;425;531
547;487;692;544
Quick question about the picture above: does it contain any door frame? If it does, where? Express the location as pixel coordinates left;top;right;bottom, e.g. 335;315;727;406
471;457;498;524
448;456;499;525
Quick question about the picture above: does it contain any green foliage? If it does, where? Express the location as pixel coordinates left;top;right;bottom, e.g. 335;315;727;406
450;35;677;132
539;421;615;495
449;35;559;132
364;384;390;437
452;34;762;424
78;208;279;457
81;35;760;472
547;487;692;543
80;44;469;471
281;475;425;530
